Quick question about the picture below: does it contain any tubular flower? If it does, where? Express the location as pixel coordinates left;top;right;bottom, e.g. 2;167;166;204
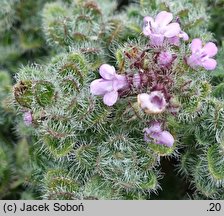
144;122;174;147
137;91;167;114
187;38;218;70
143;11;181;46
23;111;32;126
90;64;128;106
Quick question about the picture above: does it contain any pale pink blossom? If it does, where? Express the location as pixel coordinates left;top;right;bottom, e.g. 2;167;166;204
187;38;218;70
143;11;181;46
90;64;128;106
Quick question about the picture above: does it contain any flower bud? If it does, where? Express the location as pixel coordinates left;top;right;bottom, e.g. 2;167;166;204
144;122;174;147
137;91;167;114
23;111;32;126
157;51;173;67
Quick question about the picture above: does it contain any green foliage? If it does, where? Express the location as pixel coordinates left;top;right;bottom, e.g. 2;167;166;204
42;0;116;48
0;0;52;74
0;0;18;33
208;0;224;45
0;136;35;199
0;0;56;199
0;69;36;199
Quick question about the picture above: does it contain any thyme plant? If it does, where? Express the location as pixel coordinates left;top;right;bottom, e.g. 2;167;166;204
12;0;224;199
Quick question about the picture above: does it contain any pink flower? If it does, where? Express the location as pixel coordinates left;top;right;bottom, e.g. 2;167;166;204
23;111;32;126
187;38;218;70
144;122;174;147
90;64;128;106
143;11;181;46
137;91;167;114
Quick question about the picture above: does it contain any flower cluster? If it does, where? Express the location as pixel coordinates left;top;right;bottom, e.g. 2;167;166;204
142;11;218;71
90;11;218;148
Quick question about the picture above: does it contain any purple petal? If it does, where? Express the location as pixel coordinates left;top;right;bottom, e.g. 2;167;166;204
90;79;113;96
99;64;116;80
167;36;180;46
150;132;161;141
148;122;162;133
155;11;173;26
203;42;218;57
143;26;151;36
191;38;202;53
103;90;118;106
163;23;181;37
149;34;164;46
144;127;162;143
148;91;167;112
113;74;128;90
143;16;155;36
156;131;174;147
186;55;201;69
143;16;154;24
150;94;166;109
202;58;217;70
